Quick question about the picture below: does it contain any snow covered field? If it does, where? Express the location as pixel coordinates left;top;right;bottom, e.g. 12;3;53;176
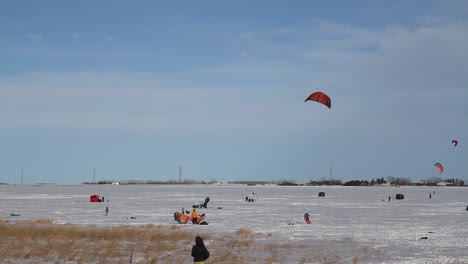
1;184;467;263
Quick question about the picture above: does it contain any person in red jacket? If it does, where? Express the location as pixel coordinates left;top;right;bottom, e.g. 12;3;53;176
191;236;209;263
304;212;311;224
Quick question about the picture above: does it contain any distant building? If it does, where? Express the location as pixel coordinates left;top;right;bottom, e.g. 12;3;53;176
436;182;453;186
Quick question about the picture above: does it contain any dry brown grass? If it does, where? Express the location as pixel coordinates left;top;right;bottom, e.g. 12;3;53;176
0;219;386;263
235;227;252;236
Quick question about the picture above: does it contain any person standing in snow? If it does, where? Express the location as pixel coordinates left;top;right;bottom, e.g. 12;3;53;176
191;236;210;264
304;212;311;224
105;206;109;216
191;209;198;224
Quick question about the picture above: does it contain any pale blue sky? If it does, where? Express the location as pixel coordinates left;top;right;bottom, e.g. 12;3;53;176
1;0;467;184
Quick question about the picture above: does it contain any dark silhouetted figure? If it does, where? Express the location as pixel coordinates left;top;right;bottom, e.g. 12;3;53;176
191;236;210;264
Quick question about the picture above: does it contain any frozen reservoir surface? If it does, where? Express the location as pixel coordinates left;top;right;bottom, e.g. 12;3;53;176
1;184;467;263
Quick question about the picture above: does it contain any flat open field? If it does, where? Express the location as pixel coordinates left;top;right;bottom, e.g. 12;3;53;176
1;184;467;263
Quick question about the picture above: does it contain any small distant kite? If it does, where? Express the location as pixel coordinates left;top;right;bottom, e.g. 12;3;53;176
452;140;458;147
434;162;444;174
305;91;331;109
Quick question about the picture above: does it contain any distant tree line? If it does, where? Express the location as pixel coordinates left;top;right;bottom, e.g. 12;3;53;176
371;177;387;185
307;179;343;186
277;180;299;186
343;180;370;186
81;177;465;187
446;178;465;186
82;179;220;185
343;177;388;186
228;180;277;185
420;177;465;186
386;176;412;186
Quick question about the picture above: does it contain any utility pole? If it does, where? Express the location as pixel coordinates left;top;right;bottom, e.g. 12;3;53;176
178;166;182;183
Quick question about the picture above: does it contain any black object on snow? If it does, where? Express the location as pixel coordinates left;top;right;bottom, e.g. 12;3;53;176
395;194;404;200
193;197;210;208
318;192;325;197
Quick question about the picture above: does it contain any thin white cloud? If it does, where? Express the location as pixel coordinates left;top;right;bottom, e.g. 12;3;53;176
265;27;298;37
27;34;43;41
230;19;468;137
3;19;467;140
0;72;242;133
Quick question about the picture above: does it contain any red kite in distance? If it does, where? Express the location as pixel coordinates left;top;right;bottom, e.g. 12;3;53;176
434;162;444;173
305;91;331;109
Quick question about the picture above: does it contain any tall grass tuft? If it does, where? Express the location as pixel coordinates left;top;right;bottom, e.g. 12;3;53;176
0;219;386;263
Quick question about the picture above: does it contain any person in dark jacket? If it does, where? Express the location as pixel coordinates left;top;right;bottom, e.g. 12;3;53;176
191;236;210;263
304;212;311;224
